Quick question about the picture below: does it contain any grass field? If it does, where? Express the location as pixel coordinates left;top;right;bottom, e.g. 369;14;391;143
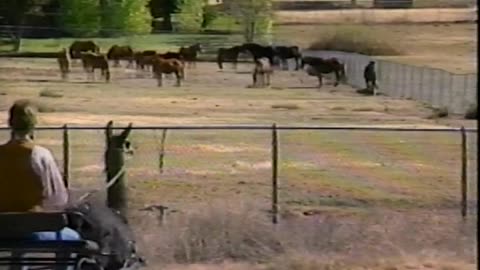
0;53;477;268
0;18;477;269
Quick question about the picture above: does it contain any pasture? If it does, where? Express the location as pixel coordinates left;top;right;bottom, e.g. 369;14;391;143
0;21;477;268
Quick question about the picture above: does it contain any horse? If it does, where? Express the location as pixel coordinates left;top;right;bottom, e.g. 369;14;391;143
273;45;302;70
152;56;185;87
179;43;202;68
252;57;273;88
239;43;276;66
302;56;346;88
217;46;243;70
57;48;70;80
80;52;110;82
107;45;134;68
364;61;378;93
69;40;100;59
134;50;157;71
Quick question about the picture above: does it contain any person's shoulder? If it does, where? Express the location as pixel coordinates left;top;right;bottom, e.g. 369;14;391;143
31;145;55;161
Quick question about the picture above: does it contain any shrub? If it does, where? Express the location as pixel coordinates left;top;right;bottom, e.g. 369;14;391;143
175;0;204;32
464;104;477;119
308;26;402;56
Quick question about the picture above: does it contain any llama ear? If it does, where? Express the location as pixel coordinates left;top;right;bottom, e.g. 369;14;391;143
106;121;114;138
120;123;133;141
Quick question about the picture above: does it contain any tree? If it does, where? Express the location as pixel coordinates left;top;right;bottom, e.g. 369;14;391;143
224;0;273;42
59;0;101;37
149;0;179;31
120;0;152;35
175;0;204;32
99;0;124;36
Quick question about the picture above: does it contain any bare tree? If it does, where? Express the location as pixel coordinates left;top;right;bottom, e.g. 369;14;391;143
224;0;273;43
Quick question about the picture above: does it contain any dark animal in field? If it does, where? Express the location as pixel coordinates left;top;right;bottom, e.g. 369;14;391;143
364;61;378;94
134;50;157;71
107;45;134;68
157;51;184;61
217;46;243;70
57;48;70;80
179;43;202;68
239;43;276;66
273;45;302;70
302;56;346;88
69;40;100;59
252;57;273;88
66;201;146;270
152;56;185;87
80;52;110;82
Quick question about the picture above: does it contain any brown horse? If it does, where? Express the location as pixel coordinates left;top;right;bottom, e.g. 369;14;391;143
179;43;202;68
57;48;70;80
302;56;346;88
107;45;134;68
252;58;273;88
69;40;100;59
80;52;110;82
134;50;157;70
152;56;185;87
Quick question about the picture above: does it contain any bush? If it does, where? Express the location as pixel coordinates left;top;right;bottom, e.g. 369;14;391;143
175;0;204;32
464;104;477;119
308;26;402;56
59;0;101;37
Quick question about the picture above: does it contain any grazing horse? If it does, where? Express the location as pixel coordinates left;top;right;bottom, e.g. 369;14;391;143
57;48;70;80
134;50;157;70
252;57;273;88
157;51;184;61
69;40;100;59
239;43;276;66
80;52;110;82
152;56;185;87
273;45;302;70
364;61;378;93
302;56;346;88
107;45;134;68
217;46;243;70
179;43;202;68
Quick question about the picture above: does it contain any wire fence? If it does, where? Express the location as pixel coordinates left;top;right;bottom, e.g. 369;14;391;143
0;125;477;221
302;50;478;115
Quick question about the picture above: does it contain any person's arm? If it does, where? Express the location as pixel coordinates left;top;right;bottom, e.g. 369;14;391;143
31;146;69;210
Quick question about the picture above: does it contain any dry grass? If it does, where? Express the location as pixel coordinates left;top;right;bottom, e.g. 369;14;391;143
308;25;402;55
39;89;64;98
132;203;477;269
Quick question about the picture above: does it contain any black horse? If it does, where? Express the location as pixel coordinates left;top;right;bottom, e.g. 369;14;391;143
217;45;243;70
272;45;302;70
179;43;202;68
302;56;347;88
239;43;276;66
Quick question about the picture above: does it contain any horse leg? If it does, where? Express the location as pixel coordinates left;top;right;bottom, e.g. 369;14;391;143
175;71;181;87
157;73;163;87
282;59;288;71
266;73;271;87
334;71;340;87
294;57;300;71
317;74;323;88
252;72;257;87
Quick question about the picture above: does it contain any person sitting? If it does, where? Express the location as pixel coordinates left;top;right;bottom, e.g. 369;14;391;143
0;99;80;241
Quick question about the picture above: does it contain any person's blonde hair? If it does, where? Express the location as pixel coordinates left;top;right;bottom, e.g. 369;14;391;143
8;99;38;134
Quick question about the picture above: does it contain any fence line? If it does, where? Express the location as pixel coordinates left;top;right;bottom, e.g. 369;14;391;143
6;124;474;222
302;50;478;116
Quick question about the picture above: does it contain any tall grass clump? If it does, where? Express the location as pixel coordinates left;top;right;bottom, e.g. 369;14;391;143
308;26;402;55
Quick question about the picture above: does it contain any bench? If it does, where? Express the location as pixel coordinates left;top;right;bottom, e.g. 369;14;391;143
0;212;106;270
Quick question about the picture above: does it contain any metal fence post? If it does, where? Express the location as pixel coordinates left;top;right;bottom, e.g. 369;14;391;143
271;123;279;224
460;126;467;218
63;124;70;188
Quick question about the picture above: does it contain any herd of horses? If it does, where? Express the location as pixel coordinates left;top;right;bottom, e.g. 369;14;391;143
57;40;350;88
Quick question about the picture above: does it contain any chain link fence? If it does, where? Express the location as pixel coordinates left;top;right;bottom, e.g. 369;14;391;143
0;126;476;219
302;50;478;115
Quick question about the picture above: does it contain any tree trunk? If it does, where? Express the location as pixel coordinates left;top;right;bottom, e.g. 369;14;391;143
163;13;173;31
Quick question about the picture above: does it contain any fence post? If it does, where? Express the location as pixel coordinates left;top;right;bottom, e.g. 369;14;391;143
460;126;467;218
159;129;168;174
63;124;70;188
271;123;279;224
